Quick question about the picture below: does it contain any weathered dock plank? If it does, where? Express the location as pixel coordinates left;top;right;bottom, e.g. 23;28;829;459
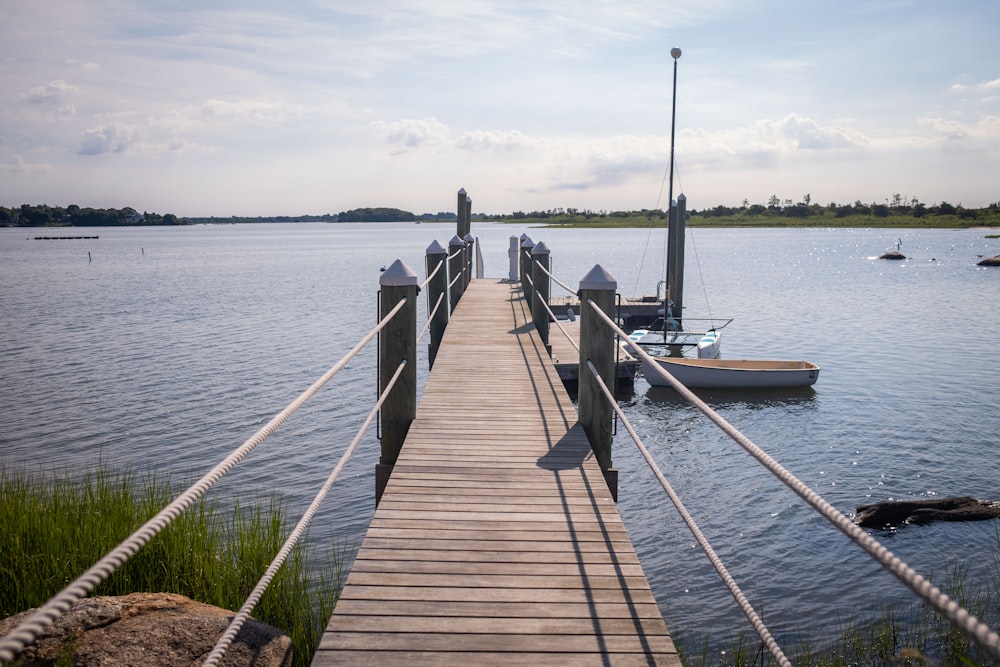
314;278;679;666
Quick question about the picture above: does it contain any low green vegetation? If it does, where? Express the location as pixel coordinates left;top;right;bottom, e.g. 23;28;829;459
486;196;1000;228
0;464;344;667
683;553;1000;666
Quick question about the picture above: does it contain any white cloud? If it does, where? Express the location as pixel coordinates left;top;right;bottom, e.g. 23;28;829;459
378;117;451;148
919;115;1000;144
78;123;140;155
6;154;49;174
21;80;77;117
455;130;534;152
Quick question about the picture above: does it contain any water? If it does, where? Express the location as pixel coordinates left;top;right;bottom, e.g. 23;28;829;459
2;222;998;657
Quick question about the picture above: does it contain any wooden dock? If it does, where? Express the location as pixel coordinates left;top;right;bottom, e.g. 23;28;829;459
314;278;679;666
548;316;639;394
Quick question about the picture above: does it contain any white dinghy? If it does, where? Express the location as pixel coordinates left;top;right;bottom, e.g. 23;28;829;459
641;356;820;389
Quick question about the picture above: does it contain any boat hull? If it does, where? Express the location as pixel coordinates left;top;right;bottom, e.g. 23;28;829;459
641;357;820;389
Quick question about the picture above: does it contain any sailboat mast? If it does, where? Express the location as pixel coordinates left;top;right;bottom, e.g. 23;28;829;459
665;47;682;325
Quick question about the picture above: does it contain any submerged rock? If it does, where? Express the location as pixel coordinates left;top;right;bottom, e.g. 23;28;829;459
854;496;1000;529
0;592;293;667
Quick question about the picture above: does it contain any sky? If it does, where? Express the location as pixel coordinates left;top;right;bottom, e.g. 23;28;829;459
2;1;999;217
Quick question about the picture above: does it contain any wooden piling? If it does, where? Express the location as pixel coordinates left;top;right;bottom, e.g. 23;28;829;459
448;236;466;314
531;241;551;351
519;236;535;308
464;194;472;238
456;188;468;238
463;232;475;290
667;193;687;318
376;259;418;505
508;235;519;281
577;265;618;500
425;240;449;369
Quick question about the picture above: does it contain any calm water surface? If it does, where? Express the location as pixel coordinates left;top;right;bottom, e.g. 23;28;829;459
2;222;998;657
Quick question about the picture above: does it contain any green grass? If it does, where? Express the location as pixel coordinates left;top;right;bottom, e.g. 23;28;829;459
0;463;345;667
679;547;1000;666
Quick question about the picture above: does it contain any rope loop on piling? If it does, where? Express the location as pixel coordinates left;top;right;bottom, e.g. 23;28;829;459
583;297;1000;662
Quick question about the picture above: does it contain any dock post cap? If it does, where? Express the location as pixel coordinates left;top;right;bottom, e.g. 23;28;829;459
519;233;530;241
579;265;617;290
463;233;475;243
449;235;467;246
531;241;550;255
521;236;535;248
466;195;472;203
426;239;447;253
678;193;686;201
458;187;466;194
380;259;419;286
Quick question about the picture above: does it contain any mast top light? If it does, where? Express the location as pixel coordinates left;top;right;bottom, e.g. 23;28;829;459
670;47;682;60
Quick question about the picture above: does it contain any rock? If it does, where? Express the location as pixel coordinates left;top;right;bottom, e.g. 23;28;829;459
854;496;1000;529
878;251;906;260
977;255;1000;266
0;592;293;667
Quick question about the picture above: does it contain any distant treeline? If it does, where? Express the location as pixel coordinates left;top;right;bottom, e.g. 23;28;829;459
336;208;459;222
0;205;465;227
1;204;183;227
183;214;339;224
486;194;1000;228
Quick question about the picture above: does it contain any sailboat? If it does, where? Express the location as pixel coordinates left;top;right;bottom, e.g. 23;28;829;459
626;47;730;357
632;48;820;390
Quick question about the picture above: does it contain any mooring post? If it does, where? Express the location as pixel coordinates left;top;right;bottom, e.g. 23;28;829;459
456;188;467;238
668;193;687;319
463;232;475;289
519;236;535;308
448;235;466;313
465;194;472;238
376;259;418;505
508;236;519;282
425;240;449;369
531;241;551;352
578;264;618;500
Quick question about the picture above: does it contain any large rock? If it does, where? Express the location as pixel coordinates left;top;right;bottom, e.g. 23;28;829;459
878;251;906;260
0;592;293;667
854;496;1000;529
977;255;1000;266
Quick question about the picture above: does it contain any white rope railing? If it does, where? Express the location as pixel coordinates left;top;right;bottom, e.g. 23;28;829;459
201;359;408;666
0;296;412;663
584;359;791;666
583;298;1000;661
421;257;444;290
448;270;462;290
447;247;464;261
418;291;445;343
531;286;578;353
534;259;575;296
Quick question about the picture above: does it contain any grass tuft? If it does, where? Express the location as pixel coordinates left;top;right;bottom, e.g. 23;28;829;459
0;463;344;667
